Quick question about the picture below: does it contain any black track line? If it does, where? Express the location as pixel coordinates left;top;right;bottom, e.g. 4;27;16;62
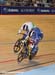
8;60;55;72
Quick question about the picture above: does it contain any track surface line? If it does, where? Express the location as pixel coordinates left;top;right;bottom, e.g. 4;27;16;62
0;53;55;64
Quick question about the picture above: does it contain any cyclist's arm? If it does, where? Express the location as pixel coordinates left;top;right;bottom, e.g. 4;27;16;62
18;25;24;34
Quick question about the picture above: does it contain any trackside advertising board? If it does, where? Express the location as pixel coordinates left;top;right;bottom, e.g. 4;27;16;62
0;6;55;14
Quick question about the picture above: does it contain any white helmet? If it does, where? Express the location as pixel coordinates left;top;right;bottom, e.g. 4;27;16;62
23;22;35;32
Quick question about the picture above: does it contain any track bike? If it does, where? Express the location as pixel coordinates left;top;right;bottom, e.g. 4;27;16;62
13;33;38;62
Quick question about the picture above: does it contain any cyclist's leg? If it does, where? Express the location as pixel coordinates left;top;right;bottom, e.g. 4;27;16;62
31;46;38;56
29;46;38;60
22;34;27;40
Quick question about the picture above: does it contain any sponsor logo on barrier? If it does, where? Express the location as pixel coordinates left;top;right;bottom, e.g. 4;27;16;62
0;6;55;14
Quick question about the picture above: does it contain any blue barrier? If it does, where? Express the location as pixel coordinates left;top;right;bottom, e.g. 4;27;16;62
0;6;55;14
0;6;1;14
16;64;55;75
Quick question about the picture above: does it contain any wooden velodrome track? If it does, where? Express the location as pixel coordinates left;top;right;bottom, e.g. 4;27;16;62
0;15;55;74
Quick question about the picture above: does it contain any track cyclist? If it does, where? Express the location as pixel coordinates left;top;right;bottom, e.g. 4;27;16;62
29;27;43;60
